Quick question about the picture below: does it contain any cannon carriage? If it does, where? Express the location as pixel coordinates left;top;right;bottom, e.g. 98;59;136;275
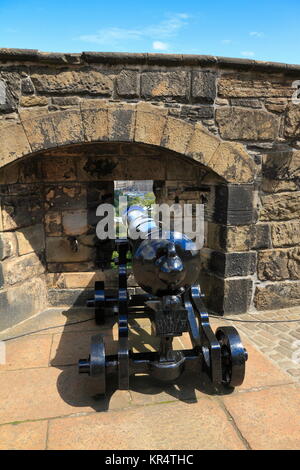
78;206;248;395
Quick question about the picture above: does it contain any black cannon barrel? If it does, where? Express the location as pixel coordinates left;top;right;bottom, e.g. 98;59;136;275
122;205;200;297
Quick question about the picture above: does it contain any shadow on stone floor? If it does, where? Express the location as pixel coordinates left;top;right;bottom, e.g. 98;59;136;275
51;292;233;413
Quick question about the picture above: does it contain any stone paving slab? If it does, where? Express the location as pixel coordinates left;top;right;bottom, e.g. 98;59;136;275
222;384;300;450
0;420;48;450
46;399;246;450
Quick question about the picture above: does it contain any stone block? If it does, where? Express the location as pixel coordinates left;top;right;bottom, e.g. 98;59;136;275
191;71;216;103
210;142;256;183
126;156;166;179
141;71;189;101
48;288;94;307
284;103;300;138
259;192;300;221
0;232;17;260
1;192;44;230
0;79;16;113
265;98;288;113
218;74;294;98
209;250;256;277
80;101;109;142
166;156;198;180
1;252;45;285
77;156;127;180
108;103;135;142
21;113;57;152
271;221;300;247
262;150;300;193
51;110;84;146
45;212;62;236
254;282;300;310
31;69;114;95
216;107;280;141
180;105;214;120
45;236;94;263
135;102;167;146
0;122;31;168
16;224;45;255
213;184;255;225
20;96;49;107
230;98;262;108
186;122;220;165
258;247;300;281
42;156;76;181
44;184;87;212
161;116;194;154
116;70;139;98
62;210;88;236
47;271;104;288
21;77;35;95
0;277;48;330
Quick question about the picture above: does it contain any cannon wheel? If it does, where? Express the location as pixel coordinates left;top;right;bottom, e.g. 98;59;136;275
90;334;106;395
215;326;247;388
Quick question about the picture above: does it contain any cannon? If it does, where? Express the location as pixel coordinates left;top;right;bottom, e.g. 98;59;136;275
78;205;248;394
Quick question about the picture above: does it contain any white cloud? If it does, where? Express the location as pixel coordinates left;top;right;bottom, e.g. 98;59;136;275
152;41;169;51
221;39;232;44
78;13;190;45
241;51;255;57
249;31;264;37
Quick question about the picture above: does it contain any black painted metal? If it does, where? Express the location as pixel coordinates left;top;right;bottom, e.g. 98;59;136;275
79;206;248;395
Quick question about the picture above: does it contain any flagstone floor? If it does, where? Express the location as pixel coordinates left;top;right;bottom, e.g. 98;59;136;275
0;306;299;450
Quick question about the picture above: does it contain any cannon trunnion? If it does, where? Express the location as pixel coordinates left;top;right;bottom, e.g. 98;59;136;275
79;207;248;394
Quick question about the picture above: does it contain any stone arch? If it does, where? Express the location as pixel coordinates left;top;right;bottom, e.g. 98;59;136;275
0;101;255;183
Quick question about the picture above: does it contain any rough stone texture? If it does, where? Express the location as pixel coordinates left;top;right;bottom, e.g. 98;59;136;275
262;150;300;193
258;247;300;281
271;221;300;247
284;103;300;138
20;96;48;107
46;236;95;263
0;232;17;260
16;224;45;255
259;192;300;221
218;74;294;98
0;122;31;167
254;282;300;310
116;70;139;98
0;80;16;113
216;107;280;141
141;71;189;101
1;252;45;285
31;69;114;95
191;71;216;103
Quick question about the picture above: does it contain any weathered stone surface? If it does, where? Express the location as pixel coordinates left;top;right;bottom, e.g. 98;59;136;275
161;116;194;154
0;162;19;185
265;98;288;113
52;96;80;107
212;184;255;225
284;103;300;138
230;98;262;108
258;247;300;281
1;252;45;285
16;224;45;255
271;221;300;247
77;156;126;180
210;142;256;183
262;150;300;193
42;156;76;181
1;192;43;230
116;70;139;97
62;210;88;236
166;156;198;180
180;105;214;121
47;271;104;288
31;70;114;95
0;122;31;167
21;77;35;95
218;74;294;98
206;222;271;252
254;282;300;310
0;80;16;113
45;212;62;236
135;102;167;146
0;232;17;260
216;107;280;141
80;100;108;142
51;109;84;146
20;96;48;107
191;71;216;103
108;103;135;141
45;184;87;212
21;112;57;152
259;192;300;221
206;249;256;277
0;277;48;330
127;156;165;179
46;236;94;262
186;122;220;165
48;288;93;307
141;72;189;101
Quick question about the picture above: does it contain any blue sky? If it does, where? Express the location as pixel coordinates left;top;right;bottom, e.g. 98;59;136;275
0;0;299;64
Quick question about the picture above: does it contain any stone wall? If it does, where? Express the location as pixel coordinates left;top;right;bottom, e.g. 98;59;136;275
0;49;299;327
